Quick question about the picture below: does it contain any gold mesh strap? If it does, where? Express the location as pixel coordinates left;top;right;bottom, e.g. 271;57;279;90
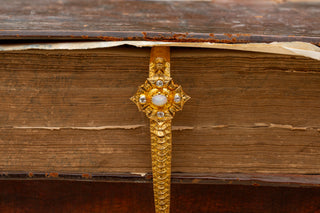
150;119;172;213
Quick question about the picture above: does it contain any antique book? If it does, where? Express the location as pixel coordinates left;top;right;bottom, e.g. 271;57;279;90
0;0;320;212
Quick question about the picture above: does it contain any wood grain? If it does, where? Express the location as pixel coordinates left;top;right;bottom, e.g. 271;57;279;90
1;180;320;213
0;0;319;44
0;47;320;174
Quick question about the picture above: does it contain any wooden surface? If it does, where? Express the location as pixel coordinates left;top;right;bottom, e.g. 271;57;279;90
1;179;320;213
2;172;320;187
0;0;319;44
0;47;320;174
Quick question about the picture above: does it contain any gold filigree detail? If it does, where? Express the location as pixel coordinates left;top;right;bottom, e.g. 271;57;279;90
149;57;171;78
131;55;190;213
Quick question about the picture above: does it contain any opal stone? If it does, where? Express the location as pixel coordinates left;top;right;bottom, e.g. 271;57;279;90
152;94;167;106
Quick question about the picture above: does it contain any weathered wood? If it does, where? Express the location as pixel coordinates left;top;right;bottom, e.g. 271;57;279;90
0;47;320;174
2;172;320;187
1;180;320;213
0;0;319;44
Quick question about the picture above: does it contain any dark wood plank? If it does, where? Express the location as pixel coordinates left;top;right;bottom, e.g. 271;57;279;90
0;179;320;213
0;47;320;174
0;0;319;44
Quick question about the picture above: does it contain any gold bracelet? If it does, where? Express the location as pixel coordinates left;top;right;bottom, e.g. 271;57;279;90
131;46;190;213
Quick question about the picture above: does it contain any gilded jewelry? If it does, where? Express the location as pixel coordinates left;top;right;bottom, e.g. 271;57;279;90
131;47;190;213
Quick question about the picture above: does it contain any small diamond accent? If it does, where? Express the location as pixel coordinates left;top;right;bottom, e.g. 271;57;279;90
156;80;164;87
174;94;181;103
139;95;146;104
157;111;165;118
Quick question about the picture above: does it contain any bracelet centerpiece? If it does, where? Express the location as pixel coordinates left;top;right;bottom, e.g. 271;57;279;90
130;57;190;121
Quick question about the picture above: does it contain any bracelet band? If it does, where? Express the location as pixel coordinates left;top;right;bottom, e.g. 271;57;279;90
131;46;190;213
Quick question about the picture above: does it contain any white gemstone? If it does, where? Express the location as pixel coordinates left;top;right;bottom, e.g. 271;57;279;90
152;94;167;106
174;94;181;103
157;111;165;118
156;80;164;87
139;95;146;104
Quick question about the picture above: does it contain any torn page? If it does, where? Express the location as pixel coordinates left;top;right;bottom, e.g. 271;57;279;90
0;41;319;60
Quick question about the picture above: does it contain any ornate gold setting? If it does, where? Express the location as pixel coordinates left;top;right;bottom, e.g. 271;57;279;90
130;76;189;122
131;50;190;213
